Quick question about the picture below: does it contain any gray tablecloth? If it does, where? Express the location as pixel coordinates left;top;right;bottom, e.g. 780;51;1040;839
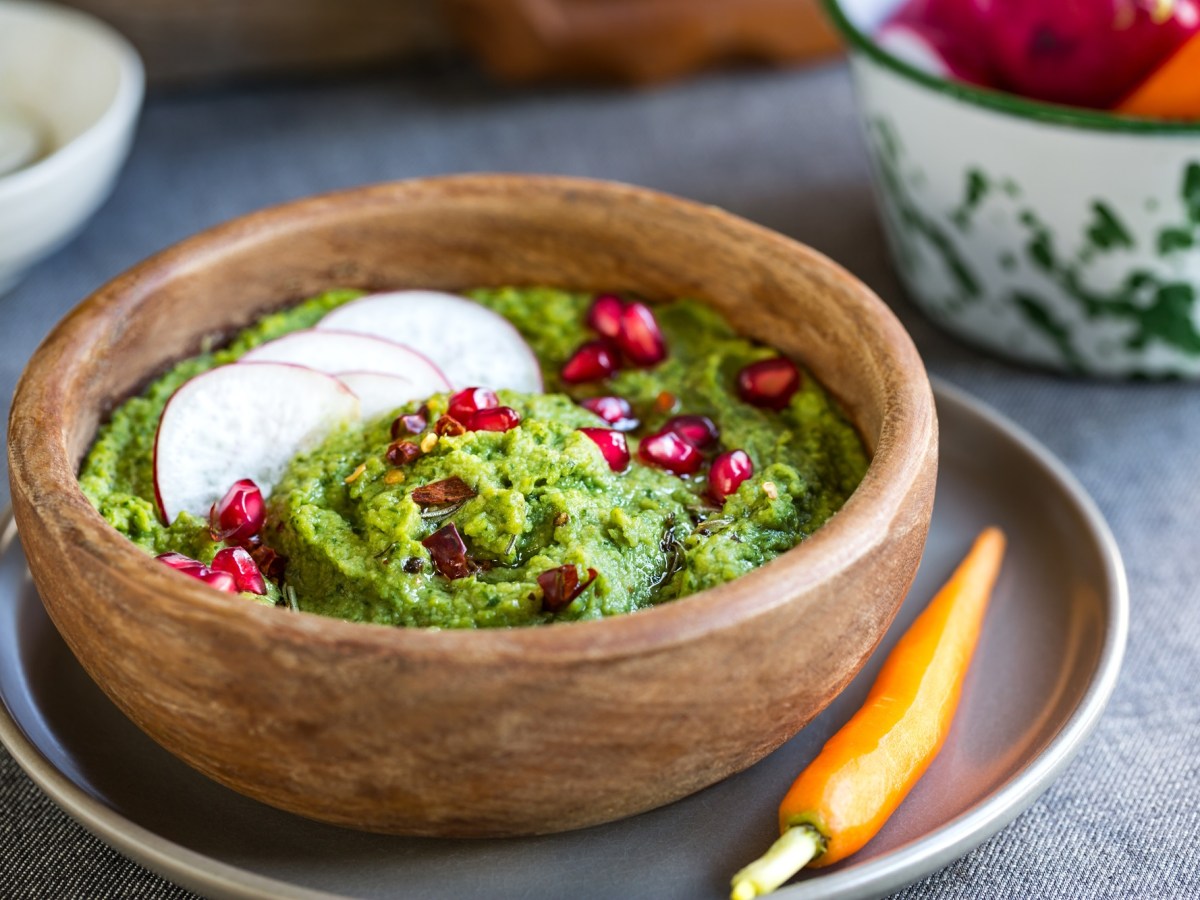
1;62;1197;899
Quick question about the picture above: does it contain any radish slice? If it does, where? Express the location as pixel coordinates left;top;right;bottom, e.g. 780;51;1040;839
876;21;992;85
240;329;449;393
153;362;360;523
317;291;543;392
338;371;440;421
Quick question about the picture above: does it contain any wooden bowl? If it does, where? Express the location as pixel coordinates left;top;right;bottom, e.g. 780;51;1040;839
7;175;936;837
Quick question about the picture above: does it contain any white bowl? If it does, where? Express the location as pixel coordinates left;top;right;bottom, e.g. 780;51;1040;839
828;0;1200;378
0;1;143;294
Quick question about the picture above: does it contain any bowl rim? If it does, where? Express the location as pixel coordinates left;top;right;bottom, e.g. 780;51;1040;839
823;0;1200;136
0;0;145;202
8;173;935;663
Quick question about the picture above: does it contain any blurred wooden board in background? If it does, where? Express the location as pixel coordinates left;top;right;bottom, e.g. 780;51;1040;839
61;0;839;87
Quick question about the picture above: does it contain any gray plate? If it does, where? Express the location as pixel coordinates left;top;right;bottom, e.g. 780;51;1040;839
0;381;1127;900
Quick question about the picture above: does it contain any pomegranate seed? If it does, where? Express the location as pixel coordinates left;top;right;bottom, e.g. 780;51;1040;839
737;358;801;410
562;340;620;383
617;302;667;367
211;546;267;594
664;414;719;450
391;409;427;438
578;427;631;472
538;564;598;613
209;479;265;546
638;430;703;476
586;294;625;339
198;570;239;593
421;523;474;580
580;396;639;431
468;406;521;432
708;449;754;503
448;387;498;422
156;551;207;575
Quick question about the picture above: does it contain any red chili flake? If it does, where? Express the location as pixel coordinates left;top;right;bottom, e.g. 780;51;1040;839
434;415;468;437
421;523;474;580
654;391;678;413
386;440;422;466
391;408;428;439
250;544;287;581
411;476;477;506
537;564;599;613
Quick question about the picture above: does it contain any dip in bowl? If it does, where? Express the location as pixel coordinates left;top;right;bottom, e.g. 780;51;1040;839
8;175;936;836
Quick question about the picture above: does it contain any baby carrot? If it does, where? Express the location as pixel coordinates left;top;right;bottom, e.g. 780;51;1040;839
1117;33;1200;119
731;528;1006;900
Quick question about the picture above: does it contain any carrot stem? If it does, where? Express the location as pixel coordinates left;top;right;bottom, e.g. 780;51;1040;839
730;825;824;900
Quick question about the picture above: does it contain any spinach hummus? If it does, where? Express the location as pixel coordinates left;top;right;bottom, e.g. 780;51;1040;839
80;287;869;628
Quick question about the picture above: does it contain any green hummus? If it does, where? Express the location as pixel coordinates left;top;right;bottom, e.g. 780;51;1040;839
80;287;868;628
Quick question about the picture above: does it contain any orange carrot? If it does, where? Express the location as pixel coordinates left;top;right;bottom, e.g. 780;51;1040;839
1117;32;1200;119
731;528;1006;900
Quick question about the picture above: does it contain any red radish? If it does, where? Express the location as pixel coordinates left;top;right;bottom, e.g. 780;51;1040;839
153;362;360;524
587;294;624;339
664;414;719;450
421;524;474;580
198;570;239;593
318;291;543;392
638;430;703;476
708;450;754;503
448;387;498;421
211;546;267;594
982;0;1200;108
391;409;427;437
537;564;598;613
468;406;521;432
209;478;266;544
156;552;208;575
617;302;667;367
581;395;639;431
876;21;993;85
240;329;449;396
737;358;801;410
562;340;620;383
337;372;440;422
578;428;631;471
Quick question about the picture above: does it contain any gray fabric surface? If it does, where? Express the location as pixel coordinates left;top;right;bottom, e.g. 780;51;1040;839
1;61;1197;898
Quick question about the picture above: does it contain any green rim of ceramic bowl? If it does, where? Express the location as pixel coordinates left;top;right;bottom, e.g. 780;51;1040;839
823;0;1200;135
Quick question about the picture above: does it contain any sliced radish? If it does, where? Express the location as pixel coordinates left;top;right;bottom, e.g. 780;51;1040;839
338;371;441;421
317;291;543;393
240;329;449;393
153;362;360;524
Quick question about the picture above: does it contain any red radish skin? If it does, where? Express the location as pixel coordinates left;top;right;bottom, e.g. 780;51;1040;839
664;414;719;450
562;340;620;383
581;395;639;431
317;290;543;392
578;428;631;471
448;387;498;421
209;479;266;545
468;407;521;432
587;294;625;339
709;450;754;503
638;430;704;476
737;358;801;410
617;302;667;367
211;546;267;595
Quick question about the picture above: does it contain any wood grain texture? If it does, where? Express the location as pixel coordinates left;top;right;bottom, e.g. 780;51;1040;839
7;175;936;836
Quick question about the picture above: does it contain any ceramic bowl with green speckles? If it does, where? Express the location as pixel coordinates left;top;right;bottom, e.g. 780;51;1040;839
827;0;1200;378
